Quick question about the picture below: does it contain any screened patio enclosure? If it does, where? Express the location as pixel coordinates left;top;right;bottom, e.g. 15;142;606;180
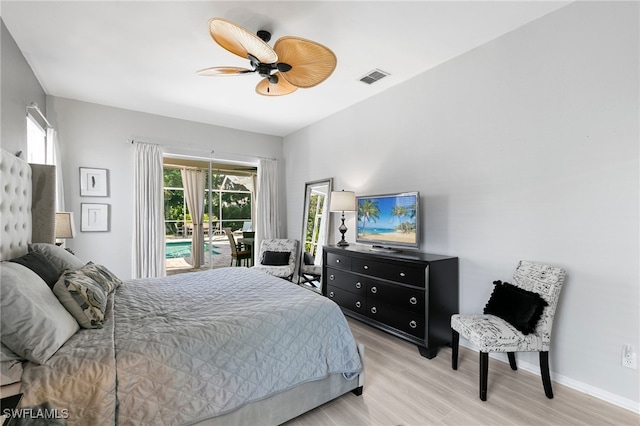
163;157;257;271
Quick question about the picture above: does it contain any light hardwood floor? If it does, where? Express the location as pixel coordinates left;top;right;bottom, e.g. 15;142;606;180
287;318;639;426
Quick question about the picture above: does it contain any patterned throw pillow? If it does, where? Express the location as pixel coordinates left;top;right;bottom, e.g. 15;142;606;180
80;262;122;294
53;270;108;329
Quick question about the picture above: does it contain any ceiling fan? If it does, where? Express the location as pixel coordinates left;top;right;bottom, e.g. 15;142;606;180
197;18;337;96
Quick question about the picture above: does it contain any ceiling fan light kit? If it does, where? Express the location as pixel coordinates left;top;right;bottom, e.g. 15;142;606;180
197;17;337;96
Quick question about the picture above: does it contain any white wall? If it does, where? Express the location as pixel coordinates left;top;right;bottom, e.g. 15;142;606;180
0;19;47;155
284;1;639;410
47;96;284;279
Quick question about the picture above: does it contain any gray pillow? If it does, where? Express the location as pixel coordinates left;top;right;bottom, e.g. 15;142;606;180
0;262;80;364
28;243;84;275
9;251;60;288
53;269;108;329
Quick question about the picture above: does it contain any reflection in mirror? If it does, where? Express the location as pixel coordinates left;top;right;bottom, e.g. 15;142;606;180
298;178;333;293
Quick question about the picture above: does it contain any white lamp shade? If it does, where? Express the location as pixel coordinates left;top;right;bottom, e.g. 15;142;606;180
330;190;356;212
55;212;76;239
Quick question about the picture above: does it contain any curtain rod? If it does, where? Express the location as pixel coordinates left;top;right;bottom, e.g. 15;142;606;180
128;139;275;161
26;103;53;129
164;162;257;176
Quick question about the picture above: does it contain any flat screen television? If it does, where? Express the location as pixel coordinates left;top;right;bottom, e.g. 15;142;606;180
356;191;420;252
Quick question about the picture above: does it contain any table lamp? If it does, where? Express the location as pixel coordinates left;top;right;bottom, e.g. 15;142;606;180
55;212;76;246
330;190;356;247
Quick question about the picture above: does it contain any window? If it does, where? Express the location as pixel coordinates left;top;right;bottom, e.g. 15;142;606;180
26;114;51;164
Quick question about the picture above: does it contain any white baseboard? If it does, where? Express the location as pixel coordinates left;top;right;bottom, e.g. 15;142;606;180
460;343;640;414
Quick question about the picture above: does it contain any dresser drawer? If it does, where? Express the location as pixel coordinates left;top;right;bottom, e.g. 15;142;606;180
325;267;365;295
383;263;426;287
366;279;425;313
351;257;384;278
365;301;425;338
326;252;352;271
327;286;366;315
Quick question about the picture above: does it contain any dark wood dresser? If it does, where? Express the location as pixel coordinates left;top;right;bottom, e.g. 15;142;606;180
322;245;458;358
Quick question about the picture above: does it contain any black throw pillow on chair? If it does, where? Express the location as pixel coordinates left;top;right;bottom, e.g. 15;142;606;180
483;280;548;335
261;251;291;266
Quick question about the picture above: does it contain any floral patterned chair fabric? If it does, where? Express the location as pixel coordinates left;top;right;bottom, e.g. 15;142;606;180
450;260;566;401
252;239;299;281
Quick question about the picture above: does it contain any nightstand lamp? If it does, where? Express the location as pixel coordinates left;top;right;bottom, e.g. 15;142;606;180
55;212;76;246
330;190;356;247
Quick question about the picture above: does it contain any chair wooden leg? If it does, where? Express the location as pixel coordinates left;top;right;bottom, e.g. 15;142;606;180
508;352;517;370
540;351;554;399
479;351;488;401
451;330;459;370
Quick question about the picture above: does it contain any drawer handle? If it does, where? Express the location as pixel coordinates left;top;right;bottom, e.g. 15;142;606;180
355;301;361;308
371;307;377;314
409;296;417;305
329;291;334;298
409;320;417;329
371;286;377;294
363;265;369;270
336;259;340;263
355;282;362;289
329;274;335;281
400;272;406;277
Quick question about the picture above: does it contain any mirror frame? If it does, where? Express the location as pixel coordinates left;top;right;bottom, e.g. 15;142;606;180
298;178;333;292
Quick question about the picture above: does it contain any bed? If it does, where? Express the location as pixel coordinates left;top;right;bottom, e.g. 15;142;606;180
0;149;364;425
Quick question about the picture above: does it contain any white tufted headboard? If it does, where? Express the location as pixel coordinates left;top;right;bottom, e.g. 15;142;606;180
0;149;33;260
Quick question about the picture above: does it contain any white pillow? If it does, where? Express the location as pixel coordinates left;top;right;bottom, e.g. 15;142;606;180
0;344;24;385
0;262;80;364
0;360;23;386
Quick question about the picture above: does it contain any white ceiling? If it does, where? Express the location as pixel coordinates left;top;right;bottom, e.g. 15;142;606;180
2;1;571;137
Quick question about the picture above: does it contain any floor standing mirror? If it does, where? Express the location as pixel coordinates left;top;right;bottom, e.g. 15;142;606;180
298;178;333;293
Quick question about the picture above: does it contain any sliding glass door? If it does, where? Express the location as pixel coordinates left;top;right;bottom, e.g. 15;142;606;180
163;159;255;273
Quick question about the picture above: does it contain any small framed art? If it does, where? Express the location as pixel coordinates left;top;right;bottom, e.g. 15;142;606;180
79;167;109;197
81;203;109;232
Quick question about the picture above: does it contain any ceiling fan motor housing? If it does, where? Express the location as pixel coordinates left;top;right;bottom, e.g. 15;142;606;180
257;30;271;43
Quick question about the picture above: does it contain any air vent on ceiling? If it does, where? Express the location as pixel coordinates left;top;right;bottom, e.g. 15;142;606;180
359;69;390;85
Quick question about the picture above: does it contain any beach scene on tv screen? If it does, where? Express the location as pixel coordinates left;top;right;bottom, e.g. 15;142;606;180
357;195;417;244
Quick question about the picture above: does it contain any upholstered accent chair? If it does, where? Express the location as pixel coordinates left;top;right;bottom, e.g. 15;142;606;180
252;239;299;281
451;260;566;401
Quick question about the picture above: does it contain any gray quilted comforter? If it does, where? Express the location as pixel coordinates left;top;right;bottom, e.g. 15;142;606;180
19;267;362;425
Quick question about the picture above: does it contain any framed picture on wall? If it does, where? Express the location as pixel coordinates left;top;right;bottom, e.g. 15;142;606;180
79;167;109;196
81;203;109;232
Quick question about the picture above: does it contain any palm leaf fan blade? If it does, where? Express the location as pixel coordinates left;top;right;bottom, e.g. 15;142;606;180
274;36;337;88
208;18;277;64
196;66;253;76
256;74;298;96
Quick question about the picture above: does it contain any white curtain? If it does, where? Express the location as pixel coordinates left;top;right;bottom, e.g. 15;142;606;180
256;159;279;249
181;168;205;268
229;174;256;230
48;128;65;212
133;142;165;278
